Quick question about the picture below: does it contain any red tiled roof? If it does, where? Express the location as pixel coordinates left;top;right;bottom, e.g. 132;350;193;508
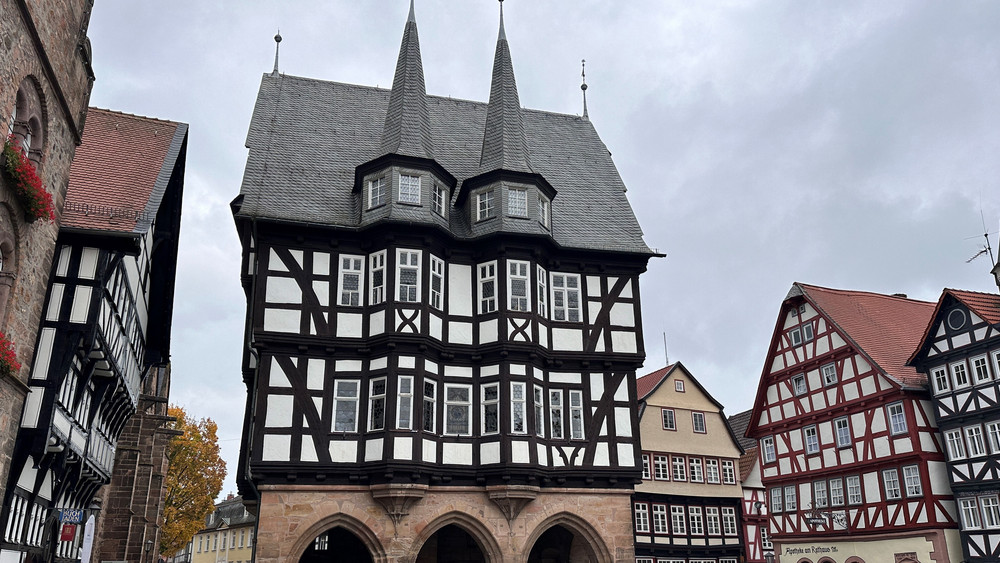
948;288;1000;325
738;446;758;482
64;108;183;233
800;283;935;388
636;363;674;400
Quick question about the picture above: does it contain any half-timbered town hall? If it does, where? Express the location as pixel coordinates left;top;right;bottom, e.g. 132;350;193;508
232;3;654;562
746;283;963;563
910;289;1000;562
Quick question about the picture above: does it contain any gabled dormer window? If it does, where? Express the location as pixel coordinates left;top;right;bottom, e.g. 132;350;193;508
368;177;386;209
538;196;550;228
399;174;421;204
477;190;495;221
508;188;527;217
432;184;447;217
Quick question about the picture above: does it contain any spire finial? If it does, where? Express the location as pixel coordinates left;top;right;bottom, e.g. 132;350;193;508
272;30;282;75
408;0;416;23
498;0;506;41
581;59;589;120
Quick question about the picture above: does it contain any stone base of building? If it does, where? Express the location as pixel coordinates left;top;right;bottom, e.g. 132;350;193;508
253;484;635;563
774;527;963;563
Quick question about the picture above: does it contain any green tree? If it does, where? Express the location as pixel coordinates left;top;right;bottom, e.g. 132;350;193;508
161;405;227;555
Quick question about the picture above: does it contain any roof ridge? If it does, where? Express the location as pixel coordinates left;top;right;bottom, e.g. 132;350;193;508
797;282;935;304
88;106;180;127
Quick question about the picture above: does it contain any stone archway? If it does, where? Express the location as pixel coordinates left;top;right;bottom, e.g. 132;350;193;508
299;526;373;563
521;512;612;563
287;513;386;563
408;511;502;563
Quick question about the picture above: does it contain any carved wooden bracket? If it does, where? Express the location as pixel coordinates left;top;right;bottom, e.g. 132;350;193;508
370;483;428;533
487;484;539;524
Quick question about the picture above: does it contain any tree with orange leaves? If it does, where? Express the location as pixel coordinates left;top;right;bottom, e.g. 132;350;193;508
161;406;227;555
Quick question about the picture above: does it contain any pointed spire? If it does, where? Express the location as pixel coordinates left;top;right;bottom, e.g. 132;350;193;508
380;0;433;159
479;0;532;173
271;30;282;76
581;59;589;120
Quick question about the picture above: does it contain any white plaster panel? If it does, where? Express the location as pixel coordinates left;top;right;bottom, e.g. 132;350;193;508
264;309;299;333
842;359;856;380
590;376;604;400
782;402;795;419
587;302;601;324
445;365;473;378
306;359;324;390
767;384;779;403
329;441;358;463
592;333;604;352
975;327;988;341
860;376;876;396
430;314;442;340
55;245;71;277
511;440;530;463
443;443;473;465
807;370;821;389
617;443;635;466
31;328;54;380
816;337;829;356
268;249;288;272
615;377;629;401
587;276;602;297
369;310;385;336
46;284;63;321
448;264;472;316
551;448;565;467
863;472;881;502
539;324;548;348
769;406;781;424
550;372;581;384
611;331;637;354
339;359;364;372
831;332;847;349
763;466;778;478
450;321;473;344
771;355;785;373
511;364;526;376
334;313;362;338
261;435;290;461
808;456;821;471
20;388;42;428
397;356;415;369
839;448;854;465
920;430;937;453
481;442;501;464
288;249;304;267
266;395;294;427
893;437;913;454
778;458;790;474
812;392;826;411
928;461;950;494
70;286;92;323
301;438;318;462
621;279;633;298
789;431;802;451
481;364;500;377
873;436;890;457
818;422;833;444
534;367;545;380
266;276;301;304
313;252;330;275
311;281;329;307
422;439;436;463
552;328;583;351
269;357;290;387
953;332;972;348
537;443;549;465
365;438;383;462
425;360;439;375
871;410;886;433
822;448;837;468
615;407;632;437
843;383;859;402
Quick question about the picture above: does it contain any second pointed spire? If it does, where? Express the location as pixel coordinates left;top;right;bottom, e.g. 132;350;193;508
381;0;433;159
479;1;531;173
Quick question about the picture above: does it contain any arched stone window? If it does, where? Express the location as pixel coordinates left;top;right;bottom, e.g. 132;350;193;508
8;77;47;167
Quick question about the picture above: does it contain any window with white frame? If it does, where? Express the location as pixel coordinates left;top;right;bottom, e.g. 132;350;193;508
770;487;783;512
652;505;668;534
829;478;844;506
533;385;545;437
887;402;907;435
804;425;819;454
432;183;447;217
397;376;413;430
952;361;970;388
338;255;364;306
368;377;386;431
902;465;922;497
883;469;901;500
692;411;707;433
396;249;421;302
508;188;527;217
672;456;687;481
536;265;547;317
538;195;550;228
983;496;1000;528
932;366;949;394
987;421;1000;453
760;527;773;549
550;273;581;322
661;408;676;430
549;390;564;439
429;255;445;311
705;459;720;484
333;380;360;432
835;417;851;447
653;455;670;480
478;262;497;314
482;383;500;434
633;503;649;533
946;429;967;460
675;380;685;392
445;384;472;435
722;460;736;484
641;454;651;480
822;362;837;386
994;350;1000;382
705;507;721;535
967;425;987;457
690;457;704;482
399;174;421;204
792;373;807;395
477;190;495;221
368;177;386;208
689;507;704;535
511;382;526;434
814;480;828;507
802;322;814;341
722;507;738;535
960;498;982;529
847;475;862;504
635;559;654;563
422;379;436;433
569;390;585;440
973;355;991;383
369;250;386;305
670;506;686;535
762;436;776;463
790;327;802;346
507;260;530;312
784;485;797;511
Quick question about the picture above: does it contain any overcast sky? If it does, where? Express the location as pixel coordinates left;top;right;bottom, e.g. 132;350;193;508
87;1;1000;498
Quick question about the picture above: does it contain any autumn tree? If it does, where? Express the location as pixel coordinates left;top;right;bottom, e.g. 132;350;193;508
161;405;227;555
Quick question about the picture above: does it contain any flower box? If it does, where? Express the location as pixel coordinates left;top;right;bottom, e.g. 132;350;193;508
2;135;55;222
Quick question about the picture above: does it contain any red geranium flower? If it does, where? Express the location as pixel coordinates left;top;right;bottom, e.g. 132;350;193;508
0;331;21;379
3;135;55;222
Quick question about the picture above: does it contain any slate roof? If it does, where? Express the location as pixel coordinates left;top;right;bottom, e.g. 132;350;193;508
726;409;757;451
479;7;531;174
200;495;255;532
798;283;935;388
236;72;651;254
64;108;187;235
380;0;432;160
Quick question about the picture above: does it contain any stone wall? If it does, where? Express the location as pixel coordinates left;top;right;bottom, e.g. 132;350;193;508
255;484;636;563
0;0;93;502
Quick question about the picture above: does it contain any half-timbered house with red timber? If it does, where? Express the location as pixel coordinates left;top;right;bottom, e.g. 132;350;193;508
632;362;744;563
746;283;963;563
232;3;656;562
909;289;1000;562
728;409;773;563
0;108;186;562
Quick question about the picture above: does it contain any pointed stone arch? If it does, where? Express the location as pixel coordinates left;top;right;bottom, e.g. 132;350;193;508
9;75;48;166
521;512;613;563
406;511;503;563
286;512;387;563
